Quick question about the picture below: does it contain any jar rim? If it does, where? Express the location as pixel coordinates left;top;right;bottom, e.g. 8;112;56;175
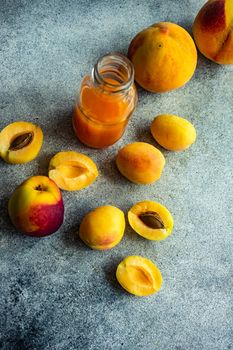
93;52;135;92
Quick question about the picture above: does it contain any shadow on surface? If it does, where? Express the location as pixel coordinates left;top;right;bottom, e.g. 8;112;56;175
61;223;89;252
100;155;122;185
37;151;55;176
103;256;128;296
0;196;17;236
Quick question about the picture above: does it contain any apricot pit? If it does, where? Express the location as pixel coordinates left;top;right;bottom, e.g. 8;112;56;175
0;121;43;164
48;151;98;191
128;200;174;240
116;256;163;296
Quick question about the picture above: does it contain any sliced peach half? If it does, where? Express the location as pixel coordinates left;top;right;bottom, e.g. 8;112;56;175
128;200;174;240
0;121;43;164
116;256;163;296
48;151;98;191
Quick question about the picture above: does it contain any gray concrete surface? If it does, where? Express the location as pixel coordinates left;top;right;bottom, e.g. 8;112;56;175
0;0;233;349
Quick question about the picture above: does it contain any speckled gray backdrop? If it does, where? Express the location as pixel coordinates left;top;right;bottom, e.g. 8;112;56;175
0;0;233;349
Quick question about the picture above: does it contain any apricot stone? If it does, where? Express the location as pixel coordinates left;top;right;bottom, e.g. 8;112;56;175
193;0;233;64
79;205;125;250
116;142;165;185
48;151;98;191
0;121;43;164
116;256;163;296
128;200;174;240
128;22;197;92
151;114;196;151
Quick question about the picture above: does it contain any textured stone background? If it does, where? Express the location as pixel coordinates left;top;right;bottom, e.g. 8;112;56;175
0;0;233;349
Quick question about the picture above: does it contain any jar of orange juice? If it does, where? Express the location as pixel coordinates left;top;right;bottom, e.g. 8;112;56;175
72;52;137;148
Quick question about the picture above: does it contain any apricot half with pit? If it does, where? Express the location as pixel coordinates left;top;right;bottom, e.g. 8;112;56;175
116;142;165;185
151;114;196;151
128;22;197;92
0;121;43;164
193;0;233;64
79;205;125;250
116;256;163;296
128;201;174;240
48;151;98;191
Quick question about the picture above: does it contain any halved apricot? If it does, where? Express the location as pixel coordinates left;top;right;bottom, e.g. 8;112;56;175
0;121;43;164
48;151;98;191
116;256;163;296
128;200;173;240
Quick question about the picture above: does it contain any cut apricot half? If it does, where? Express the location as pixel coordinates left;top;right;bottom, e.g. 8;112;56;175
128;200;174;240
116;256;163;296
48;151;98;191
0;121;43;164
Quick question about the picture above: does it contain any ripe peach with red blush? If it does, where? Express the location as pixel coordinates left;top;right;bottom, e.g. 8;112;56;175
193;0;233;64
8;176;64;237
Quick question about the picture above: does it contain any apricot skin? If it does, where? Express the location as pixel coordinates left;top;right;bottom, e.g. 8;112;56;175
79;205;125;250
48;151;98;191
0;121;43;164
116;142;165;185
128;200;174;241
128;22;197;92
116;256;163;296
151;114;196;151
193;0;233;64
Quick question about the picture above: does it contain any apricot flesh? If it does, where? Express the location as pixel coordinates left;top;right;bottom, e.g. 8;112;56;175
151;114;196;151
79;205;125;250
116;142;165;185
128;22;197;92
116;256;163;296
0;121;43;164
193;0;233;64
48;151;98;191
128;201;174;240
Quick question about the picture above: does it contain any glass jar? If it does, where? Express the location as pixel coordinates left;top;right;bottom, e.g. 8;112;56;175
72;52;137;148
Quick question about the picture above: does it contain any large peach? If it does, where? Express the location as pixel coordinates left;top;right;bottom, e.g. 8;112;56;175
128;22;197;92
193;0;233;64
79;205;125;250
0;121;43;164
116;142;165;184
8;176;64;237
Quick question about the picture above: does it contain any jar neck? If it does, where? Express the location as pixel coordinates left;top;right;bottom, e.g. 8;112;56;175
92;52;134;93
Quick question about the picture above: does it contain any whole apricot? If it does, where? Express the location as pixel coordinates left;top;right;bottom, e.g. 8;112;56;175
8;176;64;237
128;200;174;240
193;0;233;64
128;22;197;92
151;114;196;151
116;142;165;185
48;151;98;191
79;205;125;250
116;256;163;296
0;121;43;164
